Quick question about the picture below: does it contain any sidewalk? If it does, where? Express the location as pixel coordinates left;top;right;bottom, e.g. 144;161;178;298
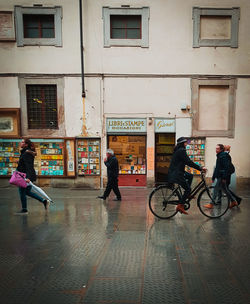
0;186;249;304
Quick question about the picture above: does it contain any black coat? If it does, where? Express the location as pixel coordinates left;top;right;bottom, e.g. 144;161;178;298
168;146;201;182
17;148;37;182
212;151;231;180
104;155;119;180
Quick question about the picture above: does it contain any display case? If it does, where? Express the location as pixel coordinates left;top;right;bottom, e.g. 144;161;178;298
35;140;65;176
77;138;100;175
186;138;205;175
108;135;146;175
0;139;68;177
0;139;20;175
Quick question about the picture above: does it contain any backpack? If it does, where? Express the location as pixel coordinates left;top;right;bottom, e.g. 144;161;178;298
229;162;235;174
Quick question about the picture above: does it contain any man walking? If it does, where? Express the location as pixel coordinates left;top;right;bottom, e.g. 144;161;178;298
204;144;240;209
97;149;122;201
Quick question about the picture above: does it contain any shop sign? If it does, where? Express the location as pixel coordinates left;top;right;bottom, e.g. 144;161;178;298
155;119;175;133
107;118;147;133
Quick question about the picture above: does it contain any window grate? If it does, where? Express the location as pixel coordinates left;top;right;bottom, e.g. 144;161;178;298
26;85;58;129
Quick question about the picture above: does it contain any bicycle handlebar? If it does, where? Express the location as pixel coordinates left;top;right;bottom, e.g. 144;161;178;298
200;170;207;179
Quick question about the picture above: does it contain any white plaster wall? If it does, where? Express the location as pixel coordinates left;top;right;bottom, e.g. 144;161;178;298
176;118;192;139
1;0;249;74
0;0;80;73
64;77;102;137
103;77;191;117
0;77;20;107
204;79;250;178
84;77;102;137
64;77;83;137
84;0;250;75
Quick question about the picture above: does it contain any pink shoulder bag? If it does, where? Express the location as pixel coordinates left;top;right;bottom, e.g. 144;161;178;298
9;171;28;188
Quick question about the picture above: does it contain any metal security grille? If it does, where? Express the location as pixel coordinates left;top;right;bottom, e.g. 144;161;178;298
110;15;141;39
23;14;55;38
26;85;58;129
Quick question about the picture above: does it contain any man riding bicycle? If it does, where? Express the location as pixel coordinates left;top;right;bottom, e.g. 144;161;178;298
167;137;206;215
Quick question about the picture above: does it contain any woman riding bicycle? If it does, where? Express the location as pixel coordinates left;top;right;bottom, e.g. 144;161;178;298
167;137;206;215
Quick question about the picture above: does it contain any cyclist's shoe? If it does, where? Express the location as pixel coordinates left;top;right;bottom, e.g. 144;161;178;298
229;201;238;209
188;195;196;200
176;204;189;215
236;197;242;206
204;203;214;209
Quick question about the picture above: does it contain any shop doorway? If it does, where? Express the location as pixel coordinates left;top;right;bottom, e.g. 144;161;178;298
155;133;175;183
108;135;146;186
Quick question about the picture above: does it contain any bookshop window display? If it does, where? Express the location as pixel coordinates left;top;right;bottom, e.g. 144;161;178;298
108;135;146;175
0;139;20;175
76;138;100;175
185;138;205;175
34;139;65;176
0;138;75;177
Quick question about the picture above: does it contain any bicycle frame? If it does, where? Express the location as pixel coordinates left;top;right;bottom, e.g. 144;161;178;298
174;173;212;204
149;172;228;219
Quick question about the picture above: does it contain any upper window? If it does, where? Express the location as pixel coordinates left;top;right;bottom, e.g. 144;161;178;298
192;7;240;48
23;14;55;39
110;15;141;39
103;7;149;47
15;6;62;46
26;85;58;129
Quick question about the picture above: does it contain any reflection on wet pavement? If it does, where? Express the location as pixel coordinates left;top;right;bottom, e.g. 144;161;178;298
0;187;249;304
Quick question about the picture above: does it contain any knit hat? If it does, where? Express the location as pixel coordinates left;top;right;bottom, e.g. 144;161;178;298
177;137;187;144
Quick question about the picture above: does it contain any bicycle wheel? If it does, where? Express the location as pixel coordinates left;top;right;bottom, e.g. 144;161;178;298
197;186;230;219
149;185;179;219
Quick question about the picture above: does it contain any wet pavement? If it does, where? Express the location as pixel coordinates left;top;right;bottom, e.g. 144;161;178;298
0;185;249;304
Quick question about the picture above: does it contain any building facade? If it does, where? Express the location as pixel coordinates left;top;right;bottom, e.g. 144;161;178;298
0;0;250;188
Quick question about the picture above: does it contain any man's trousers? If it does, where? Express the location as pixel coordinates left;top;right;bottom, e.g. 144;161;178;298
103;178;121;200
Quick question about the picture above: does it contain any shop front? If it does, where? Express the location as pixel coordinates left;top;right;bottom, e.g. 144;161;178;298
0;138;76;180
154;119;176;183
185;138;205;175
107;118;147;186
76;138;101;176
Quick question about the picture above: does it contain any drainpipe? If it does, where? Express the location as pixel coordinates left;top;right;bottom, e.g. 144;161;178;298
79;0;87;135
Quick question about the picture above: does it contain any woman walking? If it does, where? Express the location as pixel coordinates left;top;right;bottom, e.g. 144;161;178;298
15;138;49;215
224;145;242;208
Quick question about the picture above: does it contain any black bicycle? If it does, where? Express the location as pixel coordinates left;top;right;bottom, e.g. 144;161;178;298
149;173;230;219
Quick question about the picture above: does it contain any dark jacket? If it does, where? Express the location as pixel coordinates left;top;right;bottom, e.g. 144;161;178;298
168;145;202;182
212;151;231;180
17;147;37;182
104;155;119;180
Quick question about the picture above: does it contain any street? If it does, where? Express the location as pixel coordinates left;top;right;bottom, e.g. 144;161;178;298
0;186;249;304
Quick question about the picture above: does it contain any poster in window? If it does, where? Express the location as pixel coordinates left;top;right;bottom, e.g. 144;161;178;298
68;160;74;172
0;109;20;137
0;117;13;132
